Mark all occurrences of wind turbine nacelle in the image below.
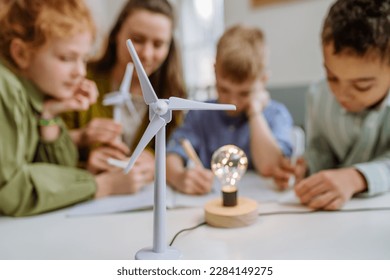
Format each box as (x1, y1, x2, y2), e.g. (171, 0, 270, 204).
(151, 100, 169, 115)
(148, 100, 171, 123)
(103, 91, 129, 106)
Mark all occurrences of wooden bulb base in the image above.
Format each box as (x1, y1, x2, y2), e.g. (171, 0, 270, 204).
(204, 197, 258, 228)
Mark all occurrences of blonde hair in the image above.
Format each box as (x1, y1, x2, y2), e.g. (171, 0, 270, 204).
(0, 0, 95, 67)
(216, 25, 266, 83)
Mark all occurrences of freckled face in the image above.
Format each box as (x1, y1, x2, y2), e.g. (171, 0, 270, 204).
(323, 43, 390, 112)
(24, 31, 93, 100)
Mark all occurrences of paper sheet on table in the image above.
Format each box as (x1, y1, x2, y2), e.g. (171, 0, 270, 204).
(67, 172, 299, 216)
(172, 174, 289, 207)
(67, 184, 158, 217)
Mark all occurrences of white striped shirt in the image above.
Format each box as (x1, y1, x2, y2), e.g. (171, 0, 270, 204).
(305, 80, 390, 196)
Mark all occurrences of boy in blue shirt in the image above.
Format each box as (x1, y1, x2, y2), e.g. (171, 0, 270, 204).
(166, 25, 293, 194)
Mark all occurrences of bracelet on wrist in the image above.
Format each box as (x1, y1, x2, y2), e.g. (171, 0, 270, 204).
(38, 116, 61, 126)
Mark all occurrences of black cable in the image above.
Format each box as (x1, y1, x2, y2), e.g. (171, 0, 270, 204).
(169, 221, 207, 246)
(169, 207, 390, 246)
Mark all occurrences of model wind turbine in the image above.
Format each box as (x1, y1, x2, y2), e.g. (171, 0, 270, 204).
(125, 39, 236, 260)
(103, 62, 140, 123)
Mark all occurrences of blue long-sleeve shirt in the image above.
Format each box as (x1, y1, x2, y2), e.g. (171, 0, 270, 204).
(167, 99, 293, 169)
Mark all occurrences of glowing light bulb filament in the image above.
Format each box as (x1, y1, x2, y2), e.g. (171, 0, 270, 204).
(211, 145, 248, 207)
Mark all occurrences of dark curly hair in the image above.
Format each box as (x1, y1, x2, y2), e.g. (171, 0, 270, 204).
(322, 0, 390, 64)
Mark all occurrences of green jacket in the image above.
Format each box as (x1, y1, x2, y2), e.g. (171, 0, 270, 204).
(0, 61, 96, 217)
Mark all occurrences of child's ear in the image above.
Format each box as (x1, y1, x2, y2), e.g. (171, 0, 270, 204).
(10, 38, 32, 69)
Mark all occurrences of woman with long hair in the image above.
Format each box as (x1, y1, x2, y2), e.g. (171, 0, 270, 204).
(63, 0, 186, 191)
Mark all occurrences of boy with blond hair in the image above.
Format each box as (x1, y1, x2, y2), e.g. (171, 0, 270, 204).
(166, 25, 293, 195)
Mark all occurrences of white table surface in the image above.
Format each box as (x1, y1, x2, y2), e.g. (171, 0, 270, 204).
(1, 178, 390, 260)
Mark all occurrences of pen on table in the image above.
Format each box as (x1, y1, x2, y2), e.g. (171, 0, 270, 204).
(179, 138, 204, 168)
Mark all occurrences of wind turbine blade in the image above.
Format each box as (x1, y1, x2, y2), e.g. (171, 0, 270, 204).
(119, 63, 134, 93)
(113, 106, 121, 123)
(103, 93, 122, 105)
(168, 97, 236, 111)
(104, 91, 120, 98)
(125, 99, 141, 122)
(126, 39, 158, 105)
(124, 114, 165, 173)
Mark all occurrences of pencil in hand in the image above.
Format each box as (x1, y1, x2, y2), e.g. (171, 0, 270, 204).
(179, 138, 203, 168)
(288, 127, 305, 188)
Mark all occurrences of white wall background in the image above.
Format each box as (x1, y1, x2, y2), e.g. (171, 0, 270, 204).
(85, 0, 128, 55)
(224, 0, 335, 87)
(85, 0, 179, 56)
(85, 0, 336, 88)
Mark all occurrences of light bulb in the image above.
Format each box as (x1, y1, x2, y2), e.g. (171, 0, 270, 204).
(211, 145, 248, 206)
